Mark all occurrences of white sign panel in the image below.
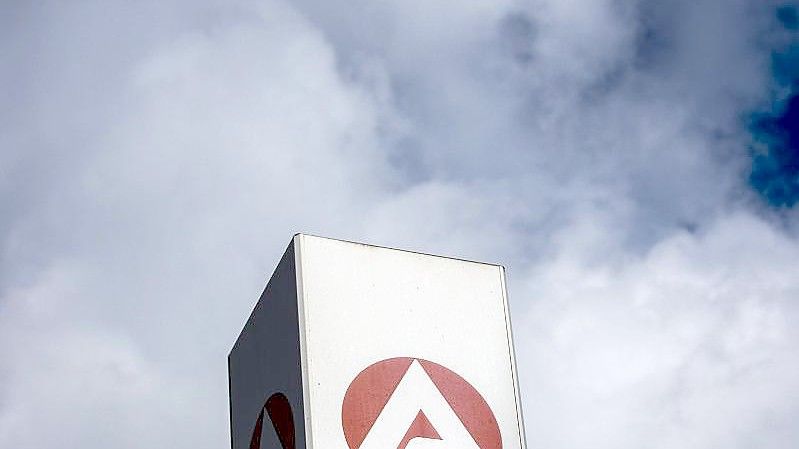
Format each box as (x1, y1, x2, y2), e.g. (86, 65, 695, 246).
(229, 235, 526, 449)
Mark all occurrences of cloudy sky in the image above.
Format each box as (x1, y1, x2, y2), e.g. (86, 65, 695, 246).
(2, 0, 799, 448)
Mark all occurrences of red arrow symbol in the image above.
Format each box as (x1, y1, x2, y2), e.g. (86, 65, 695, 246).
(249, 393, 295, 449)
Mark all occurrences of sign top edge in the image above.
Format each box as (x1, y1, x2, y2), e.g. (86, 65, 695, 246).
(293, 233, 505, 269)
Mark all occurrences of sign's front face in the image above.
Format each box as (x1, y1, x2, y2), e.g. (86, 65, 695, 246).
(296, 236, 525, 449)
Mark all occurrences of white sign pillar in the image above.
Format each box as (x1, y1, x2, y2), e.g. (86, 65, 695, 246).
(229, 234, 527, 449)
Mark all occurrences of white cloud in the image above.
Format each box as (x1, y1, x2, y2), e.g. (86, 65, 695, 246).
(516, 212, 799, 449)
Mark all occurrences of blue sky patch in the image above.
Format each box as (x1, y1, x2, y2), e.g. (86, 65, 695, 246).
(748, 5, 799, 207)
(778, 5, 799, 30)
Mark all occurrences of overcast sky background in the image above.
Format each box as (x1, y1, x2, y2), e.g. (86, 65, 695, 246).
(3, 0, 799, 448)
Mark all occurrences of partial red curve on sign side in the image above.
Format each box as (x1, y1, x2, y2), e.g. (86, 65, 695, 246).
(249, 392, 295, 449)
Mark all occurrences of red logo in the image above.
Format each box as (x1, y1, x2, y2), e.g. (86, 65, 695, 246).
(250, 392, 295, 449)
(342, 358, 501, 449)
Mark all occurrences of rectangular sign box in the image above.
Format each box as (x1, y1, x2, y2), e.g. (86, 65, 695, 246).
(229, 234, 526, 449)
